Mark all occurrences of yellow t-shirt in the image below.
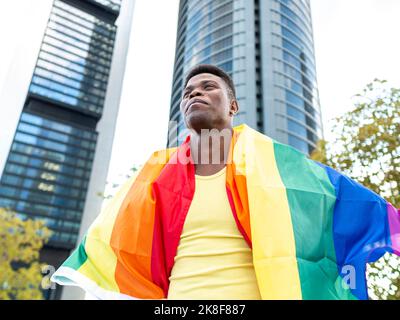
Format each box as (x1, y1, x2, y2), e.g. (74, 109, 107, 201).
(167, 166, 261, 300)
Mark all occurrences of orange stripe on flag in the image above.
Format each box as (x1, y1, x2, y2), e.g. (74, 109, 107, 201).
(110, 149, 176, 298)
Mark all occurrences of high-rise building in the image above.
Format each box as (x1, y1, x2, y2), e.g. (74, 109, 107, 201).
(167, 0, 323, 154)
(0, 0, 135, 299)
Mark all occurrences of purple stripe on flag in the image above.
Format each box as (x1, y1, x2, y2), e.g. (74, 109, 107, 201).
(388, 203, 400, 255)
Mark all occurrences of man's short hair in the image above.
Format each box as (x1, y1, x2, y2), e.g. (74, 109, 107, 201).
(183, 64, 237, 100)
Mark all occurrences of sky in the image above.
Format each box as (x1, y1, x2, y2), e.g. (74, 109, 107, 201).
(1, 0, 400, 188)
(311, 0, 400, 137)
(0, 1, 35, 88)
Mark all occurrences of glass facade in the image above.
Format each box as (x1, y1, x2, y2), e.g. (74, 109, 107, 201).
(0, 0, 121, 250)
(168, 0, 235, 145)
(91, 0, 122, 12)
(30, 0, 117, 116)
(0, 112, 97, 247)
(271, 0, 322, 154)
(168, 0, 323, 155)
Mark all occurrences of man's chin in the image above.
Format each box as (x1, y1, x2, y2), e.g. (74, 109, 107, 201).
(185, 114, 214, 131)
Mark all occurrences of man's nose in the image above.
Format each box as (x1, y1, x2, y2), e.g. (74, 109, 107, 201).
(189, 88, 203, 99)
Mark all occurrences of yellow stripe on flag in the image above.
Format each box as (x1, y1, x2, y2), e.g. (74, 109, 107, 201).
(78, 172, 140, 292)
(234, 127, 302, 299)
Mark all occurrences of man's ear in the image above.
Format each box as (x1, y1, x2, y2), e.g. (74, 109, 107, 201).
(229, 99, 239, 116)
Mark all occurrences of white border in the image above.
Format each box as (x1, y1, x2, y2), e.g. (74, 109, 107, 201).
(51, 266, 139, 300)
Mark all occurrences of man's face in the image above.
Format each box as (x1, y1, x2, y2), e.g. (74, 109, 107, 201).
(180, 73, 232, 131)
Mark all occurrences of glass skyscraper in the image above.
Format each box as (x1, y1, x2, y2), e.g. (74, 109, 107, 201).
(0, 0, 134, 299)
(167, 0, 323, 154)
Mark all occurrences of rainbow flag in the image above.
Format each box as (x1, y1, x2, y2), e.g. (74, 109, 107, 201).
(51, 124, 400, 300)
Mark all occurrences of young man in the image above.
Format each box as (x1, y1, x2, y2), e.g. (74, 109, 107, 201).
(167, 65, 260, 299)
(52, 64, 400, 300)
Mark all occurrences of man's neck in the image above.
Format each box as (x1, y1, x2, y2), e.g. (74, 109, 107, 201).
(189, 126, 233, 176)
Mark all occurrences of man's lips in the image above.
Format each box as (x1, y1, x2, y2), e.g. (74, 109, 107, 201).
(185, 99, 208, 114)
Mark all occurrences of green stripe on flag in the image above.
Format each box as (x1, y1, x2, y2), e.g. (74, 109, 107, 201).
(273, 142, 355, 299)
(62, 234, 88, 271)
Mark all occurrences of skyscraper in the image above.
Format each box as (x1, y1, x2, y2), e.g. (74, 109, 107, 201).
(0, 0, 135, 299)
(167, 0, 323, 154)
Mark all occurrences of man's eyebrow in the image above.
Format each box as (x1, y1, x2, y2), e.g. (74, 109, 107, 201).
(183, 80, 219, 92)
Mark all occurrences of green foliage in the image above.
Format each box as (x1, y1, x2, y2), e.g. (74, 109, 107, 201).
(0, 208, 52, 300)
(310, 79, 400, 300)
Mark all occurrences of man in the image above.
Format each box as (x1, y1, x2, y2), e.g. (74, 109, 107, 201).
(52, 64, 400, 300)
(167, 65, 260, 299)
(180, 64, 238, 176)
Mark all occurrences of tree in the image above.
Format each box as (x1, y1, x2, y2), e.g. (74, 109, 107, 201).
(0, 208, 52, 300)
(311, 79, 400, 300)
